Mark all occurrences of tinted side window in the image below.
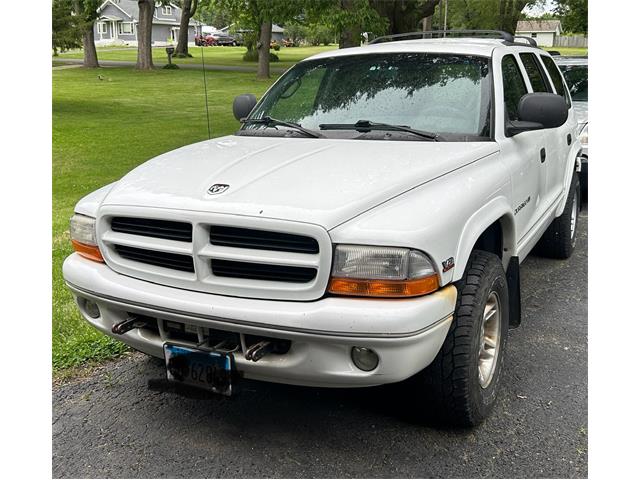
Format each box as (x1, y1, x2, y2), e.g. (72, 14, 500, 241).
(502, 55, 528, 122)
(519, 53, 551, 92)
(541, 55, 572, 106)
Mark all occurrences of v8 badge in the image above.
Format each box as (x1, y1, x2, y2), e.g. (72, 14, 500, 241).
(442, 257, 455, 272)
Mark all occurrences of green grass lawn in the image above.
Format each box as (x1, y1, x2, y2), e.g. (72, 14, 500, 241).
(53, 67, 273, 375)
(542, 46, 588, 56)
(57, 45, 338, 69)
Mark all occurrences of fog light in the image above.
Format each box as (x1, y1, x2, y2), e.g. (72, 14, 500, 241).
(83, 299, 100, 319)
(351, 347, 379, 371)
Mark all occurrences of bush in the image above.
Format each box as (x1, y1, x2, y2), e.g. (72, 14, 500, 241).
(272, 44, 281, 51)
(242, 49, 279, 62)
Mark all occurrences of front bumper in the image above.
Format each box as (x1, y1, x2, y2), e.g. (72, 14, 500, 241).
(63, 253, 456, 388)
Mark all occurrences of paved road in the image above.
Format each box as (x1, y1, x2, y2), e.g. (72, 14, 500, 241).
(53, 211, 588, 478)
(52, 57, 288, 74)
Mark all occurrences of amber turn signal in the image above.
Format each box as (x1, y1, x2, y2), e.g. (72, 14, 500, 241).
(72, 240, 104, 263)
(328, 275, 439, 298)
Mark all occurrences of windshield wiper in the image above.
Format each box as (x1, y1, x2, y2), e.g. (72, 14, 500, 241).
(319, 120, 440, 141)
(242, 116, 323, 139)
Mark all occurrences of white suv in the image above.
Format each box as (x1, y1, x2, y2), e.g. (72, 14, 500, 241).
(63, 32, 582, 426)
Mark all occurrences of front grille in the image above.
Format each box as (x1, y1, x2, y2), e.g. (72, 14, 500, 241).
(114, 245, 195, 273)
(211, 259, 317, 283)
(100, 208, 330, 300)
(210, 225, 319, 254)
(111, 217, 192, 242)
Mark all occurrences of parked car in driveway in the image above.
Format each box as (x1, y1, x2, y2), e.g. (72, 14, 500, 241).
(555, 56, 588, 193)
(64, 31, 582, 427)
(211, 34, 237, 46)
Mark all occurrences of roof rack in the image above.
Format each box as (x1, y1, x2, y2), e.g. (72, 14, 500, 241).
(513, 35, 538, 47)
(369, 30, 515, 44)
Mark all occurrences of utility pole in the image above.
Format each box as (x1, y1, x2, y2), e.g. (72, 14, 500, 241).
(443, 0, 448, 37)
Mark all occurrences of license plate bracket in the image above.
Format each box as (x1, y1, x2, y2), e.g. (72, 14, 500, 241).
(163, 343, 235, 396)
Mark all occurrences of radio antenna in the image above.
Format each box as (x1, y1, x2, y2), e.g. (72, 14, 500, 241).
(201, 43, 212, 139)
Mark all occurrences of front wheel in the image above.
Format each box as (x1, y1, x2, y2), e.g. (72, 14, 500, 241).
(414, 250, 509, 427)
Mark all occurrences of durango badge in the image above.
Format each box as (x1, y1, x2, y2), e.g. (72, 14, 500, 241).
(208, 184, 229, 195)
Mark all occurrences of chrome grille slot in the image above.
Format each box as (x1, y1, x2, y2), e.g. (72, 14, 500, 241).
(111, 217, 192, 242)
(210, 225, 319, 253)
(211, 259, 317, 283)
(114, 245, 195, 273)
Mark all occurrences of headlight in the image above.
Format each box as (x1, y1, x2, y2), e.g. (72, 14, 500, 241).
(579, 124, 588, 145)
(69, 214, 103, 262)
(327, 245, 439, 298)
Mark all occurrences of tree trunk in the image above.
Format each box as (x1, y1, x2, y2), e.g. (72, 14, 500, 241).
(257, 21, 271, 79)
(175, 0, 197, 57)
(82, 26, 99, 67)
(136, 0, 154, 70)
(339, 0, 359, 48)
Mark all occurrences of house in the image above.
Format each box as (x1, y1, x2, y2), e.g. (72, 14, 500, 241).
(271, 24, 284, 42)
(94, 0, 202, 47)
(515, 20, 562, 47)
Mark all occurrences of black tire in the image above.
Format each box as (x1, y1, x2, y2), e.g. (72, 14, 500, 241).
(414, 250, 509, 427)
(536, 171, 580, 259)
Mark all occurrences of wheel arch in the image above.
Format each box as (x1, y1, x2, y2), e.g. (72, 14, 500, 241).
(555, 145, 583, 217)
(452, 197, 516, 281)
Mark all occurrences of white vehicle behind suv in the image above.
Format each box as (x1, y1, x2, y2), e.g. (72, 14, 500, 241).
(63, 31, 582, 426)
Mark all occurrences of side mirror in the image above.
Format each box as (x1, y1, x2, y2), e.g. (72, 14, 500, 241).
(506, 93, 568, 136)
(233, 94, 257, 121)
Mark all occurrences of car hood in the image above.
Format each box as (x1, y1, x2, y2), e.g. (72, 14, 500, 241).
(103, 135, 498, 229)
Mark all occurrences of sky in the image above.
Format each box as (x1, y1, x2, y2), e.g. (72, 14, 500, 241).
(524, 0, 557, 16)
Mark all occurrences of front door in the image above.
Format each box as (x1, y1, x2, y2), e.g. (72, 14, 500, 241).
(499, 53, 547, 239)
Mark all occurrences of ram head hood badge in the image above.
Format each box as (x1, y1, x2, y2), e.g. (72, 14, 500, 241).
(207, 184, 229, 195)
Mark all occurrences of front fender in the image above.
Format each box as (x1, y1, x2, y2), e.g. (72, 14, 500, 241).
(452, 196, 516, 280)
(74, 182, 117, 217)
(330, 151, 511, 286)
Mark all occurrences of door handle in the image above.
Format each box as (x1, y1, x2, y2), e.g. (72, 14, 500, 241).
(567, 134, 572, 145)
(540, 147, 546, 163)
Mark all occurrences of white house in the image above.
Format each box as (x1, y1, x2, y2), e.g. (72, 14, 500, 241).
(515, 20, 562, 47)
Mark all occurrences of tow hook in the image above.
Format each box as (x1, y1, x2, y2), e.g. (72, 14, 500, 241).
(245, 341, 273, 362)
(112, 315, 147, 335)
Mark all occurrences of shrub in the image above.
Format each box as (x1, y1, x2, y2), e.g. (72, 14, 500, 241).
(242, 49, 279, 62)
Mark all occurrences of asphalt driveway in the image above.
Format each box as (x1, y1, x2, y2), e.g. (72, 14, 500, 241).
(52, 211, 588, 479)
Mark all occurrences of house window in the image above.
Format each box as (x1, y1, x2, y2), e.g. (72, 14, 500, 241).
(118, 22, 133, 35)
(98, 22, 108, 34)
(162, 5, 172, 15)
(531, 32, 537, 38)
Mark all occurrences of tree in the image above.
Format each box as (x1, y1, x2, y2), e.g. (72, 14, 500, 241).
(283, 23, 308, 46)
(75, 0, 102, 68)
(196, 0, 233, 28)
(305, 0, 386, 48)
(370, 0, 441, 34)
(213, 0, 304, 79)
(554, 0, 587, 34)
(52, 0, 81, 55)
(136, 0, 165, 70)
(52, 0, 100, 66)
(442, 0, 541, 34)
(175, 0, 199, 57)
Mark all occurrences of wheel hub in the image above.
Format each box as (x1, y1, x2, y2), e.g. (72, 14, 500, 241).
(478, 291, 501, 389)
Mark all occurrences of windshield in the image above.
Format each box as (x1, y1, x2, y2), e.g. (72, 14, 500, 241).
(559, 65, 588, 101)
(242, 53, 493, 141)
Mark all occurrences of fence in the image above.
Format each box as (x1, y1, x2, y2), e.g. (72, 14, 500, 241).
(554, 35, 588, 48)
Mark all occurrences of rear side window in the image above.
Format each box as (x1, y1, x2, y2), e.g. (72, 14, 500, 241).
(519, 53, 551, 92)
(501, 55, 528, 122)
(541, 55, 572, 106)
